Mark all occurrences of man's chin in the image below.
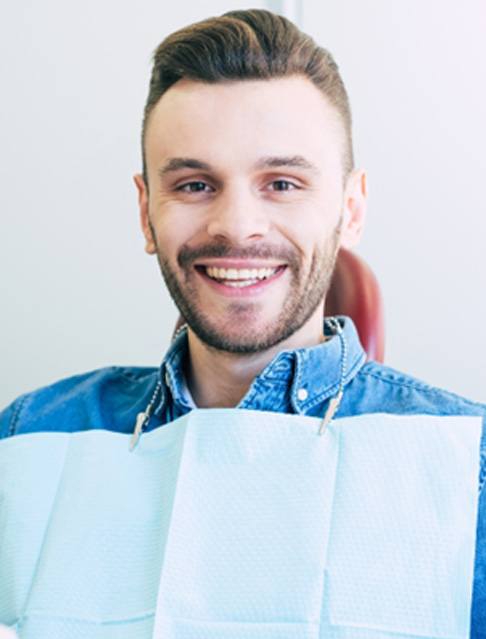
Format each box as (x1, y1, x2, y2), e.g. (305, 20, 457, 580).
(187, 318, 295, 355)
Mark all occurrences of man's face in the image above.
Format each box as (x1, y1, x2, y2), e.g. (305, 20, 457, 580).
(136, 76, 365, 353)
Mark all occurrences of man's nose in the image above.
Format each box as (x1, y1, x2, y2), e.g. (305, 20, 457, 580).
(206, 186, 270, 243)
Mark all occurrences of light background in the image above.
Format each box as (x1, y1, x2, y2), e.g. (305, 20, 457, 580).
(1, 0, 485, 407)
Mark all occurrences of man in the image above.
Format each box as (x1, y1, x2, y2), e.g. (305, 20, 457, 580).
(1, 9, 485, 639)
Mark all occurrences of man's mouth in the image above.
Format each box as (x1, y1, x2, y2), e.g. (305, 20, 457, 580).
(195, 265, 287, 289)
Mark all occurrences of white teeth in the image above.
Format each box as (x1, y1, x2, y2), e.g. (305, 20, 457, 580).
(205, 266, 278, 281)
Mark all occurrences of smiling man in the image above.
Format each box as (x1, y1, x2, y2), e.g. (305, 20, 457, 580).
(1, 9, 486, 639)
(134, 73, 364, 410)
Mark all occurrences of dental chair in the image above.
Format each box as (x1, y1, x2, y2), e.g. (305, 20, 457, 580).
(325, 249, 384, 362)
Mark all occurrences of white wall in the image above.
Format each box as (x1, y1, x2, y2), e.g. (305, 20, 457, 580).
(1, 0, 485, 407)
(302, 0, 486, 402)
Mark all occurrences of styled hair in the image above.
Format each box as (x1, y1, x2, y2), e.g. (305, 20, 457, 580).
(142, 9, 354, 182)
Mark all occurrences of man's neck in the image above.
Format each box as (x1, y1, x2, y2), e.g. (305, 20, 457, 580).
(184, 313, 326, 409)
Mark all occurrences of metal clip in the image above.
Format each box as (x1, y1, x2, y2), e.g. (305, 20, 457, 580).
(129, 412, 147, 452)
(129, 380, 163, 452)
(318, 390, 343, 436)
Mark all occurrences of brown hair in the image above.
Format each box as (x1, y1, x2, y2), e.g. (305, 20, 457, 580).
(142, 9, 354, 182)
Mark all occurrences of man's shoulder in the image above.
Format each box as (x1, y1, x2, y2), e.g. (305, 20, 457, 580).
(352, 359, 486, 418)
(0, 365, 159, 439)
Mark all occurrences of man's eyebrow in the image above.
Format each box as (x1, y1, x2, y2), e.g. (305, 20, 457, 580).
(254, 155, 319, 173)
(158, 158, 212, 176)
(157, 155, 319, 177)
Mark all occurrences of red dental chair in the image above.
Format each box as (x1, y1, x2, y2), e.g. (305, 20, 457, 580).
(325, 249, 385, 362)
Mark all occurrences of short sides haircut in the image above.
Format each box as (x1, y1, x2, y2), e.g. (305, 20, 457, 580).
(142, 9, 354, 183)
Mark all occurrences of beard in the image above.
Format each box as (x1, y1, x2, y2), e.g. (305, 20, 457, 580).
(153, 223, 341, 354)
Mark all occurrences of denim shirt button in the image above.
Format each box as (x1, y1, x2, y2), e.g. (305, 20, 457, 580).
(297, 388, 308, 401)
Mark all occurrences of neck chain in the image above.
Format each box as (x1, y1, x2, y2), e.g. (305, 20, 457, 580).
(129, 318, 347, 450)
(318, 317, 348, 435)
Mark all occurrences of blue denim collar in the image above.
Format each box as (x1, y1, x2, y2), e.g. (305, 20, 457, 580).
(155, 316, 367, 417)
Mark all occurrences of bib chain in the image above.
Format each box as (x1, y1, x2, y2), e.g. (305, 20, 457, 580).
(318, 317, 348, 435)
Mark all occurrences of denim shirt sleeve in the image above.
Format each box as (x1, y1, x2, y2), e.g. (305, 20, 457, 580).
(0, 366, 160, 439)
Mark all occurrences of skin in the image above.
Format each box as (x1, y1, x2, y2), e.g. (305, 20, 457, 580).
(134, 76, 367, 408)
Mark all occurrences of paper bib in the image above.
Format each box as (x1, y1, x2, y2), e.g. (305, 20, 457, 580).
(0, 409, 481, 639)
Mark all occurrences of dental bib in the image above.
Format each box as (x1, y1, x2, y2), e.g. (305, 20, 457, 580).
(0, 409, 481, 639)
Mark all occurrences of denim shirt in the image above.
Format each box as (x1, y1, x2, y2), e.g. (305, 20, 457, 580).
(1, 316, 486, 636)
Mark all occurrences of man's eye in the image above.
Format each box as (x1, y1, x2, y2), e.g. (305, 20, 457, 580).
(177, 181, 212, 193)
(269, 180, 297, 191)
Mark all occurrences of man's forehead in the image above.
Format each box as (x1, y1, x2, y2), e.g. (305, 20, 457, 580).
(148, 76, 341, 133)
(145, 76, 345, 173)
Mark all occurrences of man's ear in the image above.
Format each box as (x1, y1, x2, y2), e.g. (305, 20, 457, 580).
(133, 173, 157, 255)
(339, 168, 367, 250)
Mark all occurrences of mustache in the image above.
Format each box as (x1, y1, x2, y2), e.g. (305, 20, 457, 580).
(177, 243, 300, 268)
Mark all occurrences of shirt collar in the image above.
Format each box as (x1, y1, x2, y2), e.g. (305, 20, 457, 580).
(155, 316, 367, 417)
(242, 316, 366, 414)
(156, 326, 194, 415)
